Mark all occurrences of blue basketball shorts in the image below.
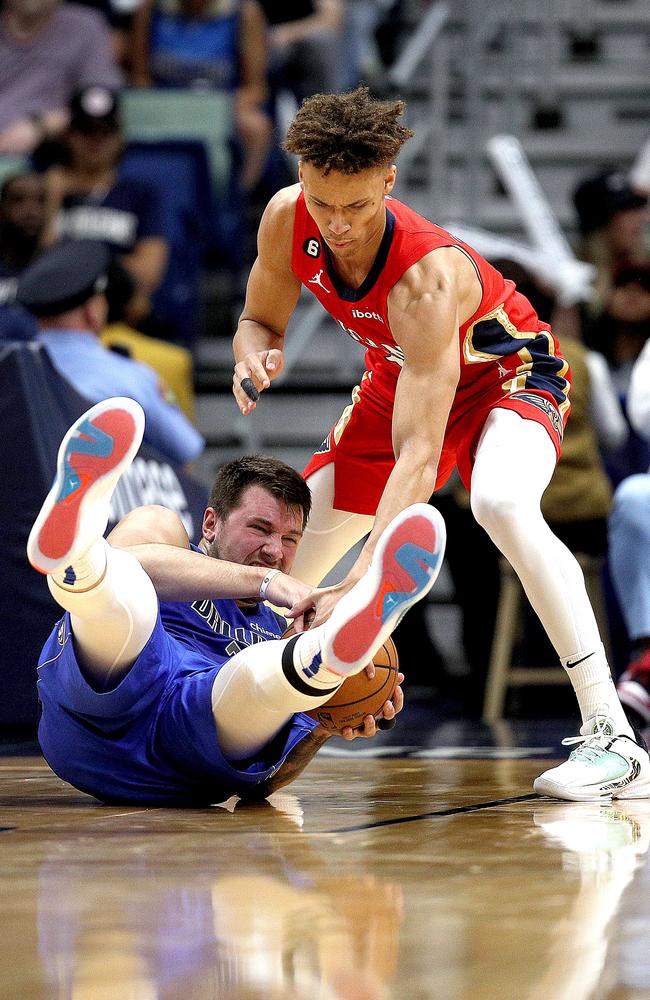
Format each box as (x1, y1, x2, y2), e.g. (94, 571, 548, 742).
(37, 612, 318, 806)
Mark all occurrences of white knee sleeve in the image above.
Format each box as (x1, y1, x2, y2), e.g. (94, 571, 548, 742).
(48, 544, 158, 682)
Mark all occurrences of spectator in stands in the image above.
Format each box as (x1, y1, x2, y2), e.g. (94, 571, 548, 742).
(43, 86, 170, 328)
(16, 240, 204, 466)
(0, 172, 47, 340)
(130, 0, 272, 193)
(609, 336, 650, 737)
(0, 0, 122, 155)
(258, 1, 343, 104)
(73, 0, 143, 67)
(573, 169, 649, 316)
(584, 263, 650, 397)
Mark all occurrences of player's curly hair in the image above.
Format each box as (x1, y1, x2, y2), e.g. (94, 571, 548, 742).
(283, 87, 414, 175)
(209, 455, 312, 529)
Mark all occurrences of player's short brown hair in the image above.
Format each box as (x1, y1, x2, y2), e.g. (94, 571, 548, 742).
(209, 455, 312, 529)
(283, 86, 414, 175)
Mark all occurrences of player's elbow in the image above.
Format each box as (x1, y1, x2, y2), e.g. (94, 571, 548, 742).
(108, 504, 188, 548)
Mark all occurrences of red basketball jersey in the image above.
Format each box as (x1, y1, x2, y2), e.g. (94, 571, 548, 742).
(290, 192, 569, 424)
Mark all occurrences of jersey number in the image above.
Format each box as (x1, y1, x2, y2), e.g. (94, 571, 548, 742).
(303, 238, 321, 258)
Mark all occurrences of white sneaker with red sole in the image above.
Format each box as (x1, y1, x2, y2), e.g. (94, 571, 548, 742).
(27, 397, 145, 576)
(321, 503, 446, 676)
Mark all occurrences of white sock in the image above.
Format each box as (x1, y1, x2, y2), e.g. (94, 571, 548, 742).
(286, 628, 346, 692)
(561, 643, 634, 737)
(50, 538, 107, 591)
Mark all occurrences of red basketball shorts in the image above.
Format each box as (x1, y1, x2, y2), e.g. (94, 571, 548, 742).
(302, 373, 569, 516)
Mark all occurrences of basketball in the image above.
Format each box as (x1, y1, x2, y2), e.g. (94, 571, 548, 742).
(306, 636, 399, 732)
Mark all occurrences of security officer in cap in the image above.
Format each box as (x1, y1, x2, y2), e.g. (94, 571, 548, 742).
(17, 240, 204, 467)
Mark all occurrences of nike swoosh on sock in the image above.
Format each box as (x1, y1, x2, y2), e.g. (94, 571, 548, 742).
(565, 653, 593, 669)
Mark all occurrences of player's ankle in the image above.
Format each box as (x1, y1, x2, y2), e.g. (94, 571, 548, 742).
(50, 539, 108, 592)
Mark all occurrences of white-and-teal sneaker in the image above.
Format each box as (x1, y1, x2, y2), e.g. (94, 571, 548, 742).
(534, 714, 650, 801)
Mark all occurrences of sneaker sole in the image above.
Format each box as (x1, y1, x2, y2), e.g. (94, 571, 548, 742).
(27, 397, 145, 575)
(323, 503, 446, 675)
(533, 776, 613, 802)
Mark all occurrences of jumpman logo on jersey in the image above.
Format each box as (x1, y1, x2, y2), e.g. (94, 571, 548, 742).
(309, 269, 330, 294)
(497, 361, 508, 377)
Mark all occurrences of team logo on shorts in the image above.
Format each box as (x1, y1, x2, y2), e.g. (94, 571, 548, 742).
(57, 621, 66, 646)
(514, 392, 564, 441)
(314, 432, 332, 455)
(303, 237, 321, 258)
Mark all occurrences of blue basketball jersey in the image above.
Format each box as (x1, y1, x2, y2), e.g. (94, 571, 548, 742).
(161, 546, 288, 660)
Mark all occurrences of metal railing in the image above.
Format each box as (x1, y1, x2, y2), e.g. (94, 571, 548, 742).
(388, 2, 450, 218)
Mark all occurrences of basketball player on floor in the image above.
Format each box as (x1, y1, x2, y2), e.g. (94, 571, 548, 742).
(26, 397, 444, 805)
(231, 86, 650, 801)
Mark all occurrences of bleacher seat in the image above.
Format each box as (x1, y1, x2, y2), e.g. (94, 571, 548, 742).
(0, 155, 29, 187)
(121, 88, 233, 195)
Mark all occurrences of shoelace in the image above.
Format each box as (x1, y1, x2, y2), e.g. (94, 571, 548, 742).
(561, 711, 615, 762)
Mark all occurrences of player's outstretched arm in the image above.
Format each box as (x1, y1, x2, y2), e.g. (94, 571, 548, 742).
(301, 251, 470, 625)
(232, 187, 302, 414)
(107, 504, 313, 607)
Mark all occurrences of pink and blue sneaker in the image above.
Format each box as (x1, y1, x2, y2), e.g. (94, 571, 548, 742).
(322, 503, 446, 676)
(27, 397, 145, 576)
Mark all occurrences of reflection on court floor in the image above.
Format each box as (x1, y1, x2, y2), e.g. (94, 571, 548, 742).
(0, 751, 649, 999)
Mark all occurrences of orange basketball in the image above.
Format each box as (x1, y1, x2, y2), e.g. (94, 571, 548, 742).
(306, 636, 399, 732)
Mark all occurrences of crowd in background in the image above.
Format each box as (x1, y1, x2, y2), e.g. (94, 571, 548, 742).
(1, 0, 649, 723)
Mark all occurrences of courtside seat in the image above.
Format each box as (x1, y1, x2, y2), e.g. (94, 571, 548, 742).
(482, 554, 611, 723)
(0, 155, 29, 186)
(121, 89, 233, 197)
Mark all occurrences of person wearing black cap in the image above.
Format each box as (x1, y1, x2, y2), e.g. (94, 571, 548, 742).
(43, 85, 169, 327)
(573, 169, 649, 315)
(16, 239, 204, 467)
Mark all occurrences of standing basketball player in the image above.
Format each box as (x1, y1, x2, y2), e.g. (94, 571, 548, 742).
(231, 86, 650, 801)
(27, 397, 445, 805)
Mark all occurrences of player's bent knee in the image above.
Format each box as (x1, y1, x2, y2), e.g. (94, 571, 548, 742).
(470, 491, 528, 536)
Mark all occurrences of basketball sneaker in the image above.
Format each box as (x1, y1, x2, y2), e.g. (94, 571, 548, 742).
(321, 503, 446, 676)
(617, 649, 650, 729)
(27, 397, 145, 576)
(533, 712, 650, 801)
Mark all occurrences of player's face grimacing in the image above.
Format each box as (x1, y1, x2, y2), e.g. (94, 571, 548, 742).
(299, 161, 396, 259)
(202, 485, 304, 575)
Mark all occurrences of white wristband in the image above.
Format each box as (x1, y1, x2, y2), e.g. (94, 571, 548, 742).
(258, 568, 280, 600)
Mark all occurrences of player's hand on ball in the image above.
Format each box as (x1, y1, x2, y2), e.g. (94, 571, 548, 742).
(233, 350, 284, 414)
(340, 673, 404, 740)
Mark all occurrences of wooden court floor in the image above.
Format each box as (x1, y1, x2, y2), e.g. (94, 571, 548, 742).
(1, 752, 649, 1000)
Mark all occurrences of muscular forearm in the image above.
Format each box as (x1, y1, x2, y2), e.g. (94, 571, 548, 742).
(117, 543, 269, 601)
(233, 319, 285, 361)
(238, 726, 331, 799)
